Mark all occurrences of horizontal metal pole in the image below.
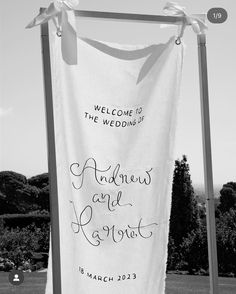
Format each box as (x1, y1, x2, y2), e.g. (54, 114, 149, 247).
(75, 10, 186, 25)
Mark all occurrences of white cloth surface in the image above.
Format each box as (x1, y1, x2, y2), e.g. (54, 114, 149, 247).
(45, 29, 184, 294)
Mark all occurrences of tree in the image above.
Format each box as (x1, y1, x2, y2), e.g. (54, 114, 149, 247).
(176, 210, 236, 275)
(28, 173, 49, 189)
(0, 171, 29, 214)
(218, 182, 236, 213)
(179, 224, 208, 274)
(28, 173, 50, 211)
(216, 208, 236, 275)
(0, 171, 50, 214)
(167, 236, 181, 270)
(37, 185, 50, 211)
(169, 155, 199, 247)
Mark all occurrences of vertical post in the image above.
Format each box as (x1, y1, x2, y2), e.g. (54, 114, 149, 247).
(197, 33, 219, 294)
(40, 12, 62, 294)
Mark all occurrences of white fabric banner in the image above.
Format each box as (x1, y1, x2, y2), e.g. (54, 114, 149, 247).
(45, 28, 184, 294)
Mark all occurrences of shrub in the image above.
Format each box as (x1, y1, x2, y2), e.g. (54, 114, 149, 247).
(0, 222, 49, 271)
(167, 236, 180, 270)
(0, 214, 50, 228)
(178, 226, 208, 274)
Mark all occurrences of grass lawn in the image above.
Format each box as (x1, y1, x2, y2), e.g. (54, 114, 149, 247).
(0, 272, 46, 294)
(166, 274, 236, 294)
(0, 272, 236, 293)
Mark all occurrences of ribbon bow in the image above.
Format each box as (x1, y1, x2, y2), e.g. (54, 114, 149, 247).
(26, 0, 79, 64)
(163, 2, 207, 43)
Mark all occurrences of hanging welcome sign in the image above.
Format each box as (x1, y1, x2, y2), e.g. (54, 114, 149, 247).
(41, 27, 184, 293)
(26, 1, 220, 294)
(27, 2, 186, 293)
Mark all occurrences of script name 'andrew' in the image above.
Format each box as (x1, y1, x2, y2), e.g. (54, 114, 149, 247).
(70, 157, 153, 190)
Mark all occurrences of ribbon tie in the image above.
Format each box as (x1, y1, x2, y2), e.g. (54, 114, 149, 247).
(163, 2, 207, 43)
(26, 0, 79, 64)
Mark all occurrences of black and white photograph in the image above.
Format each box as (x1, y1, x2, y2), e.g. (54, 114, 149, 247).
(0, 1, 235, 293)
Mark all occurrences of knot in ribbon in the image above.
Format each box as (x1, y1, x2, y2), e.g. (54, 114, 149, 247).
(163, 2, 207, 40)
(26, 0, 79, 33)
(54, 0, 79, 10)
(26, 0, 79, 65)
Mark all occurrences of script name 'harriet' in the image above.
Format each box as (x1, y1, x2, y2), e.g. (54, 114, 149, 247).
(70, 200, 158, 247)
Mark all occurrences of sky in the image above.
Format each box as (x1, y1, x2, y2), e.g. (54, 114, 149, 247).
(0, 0, 235, 188)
